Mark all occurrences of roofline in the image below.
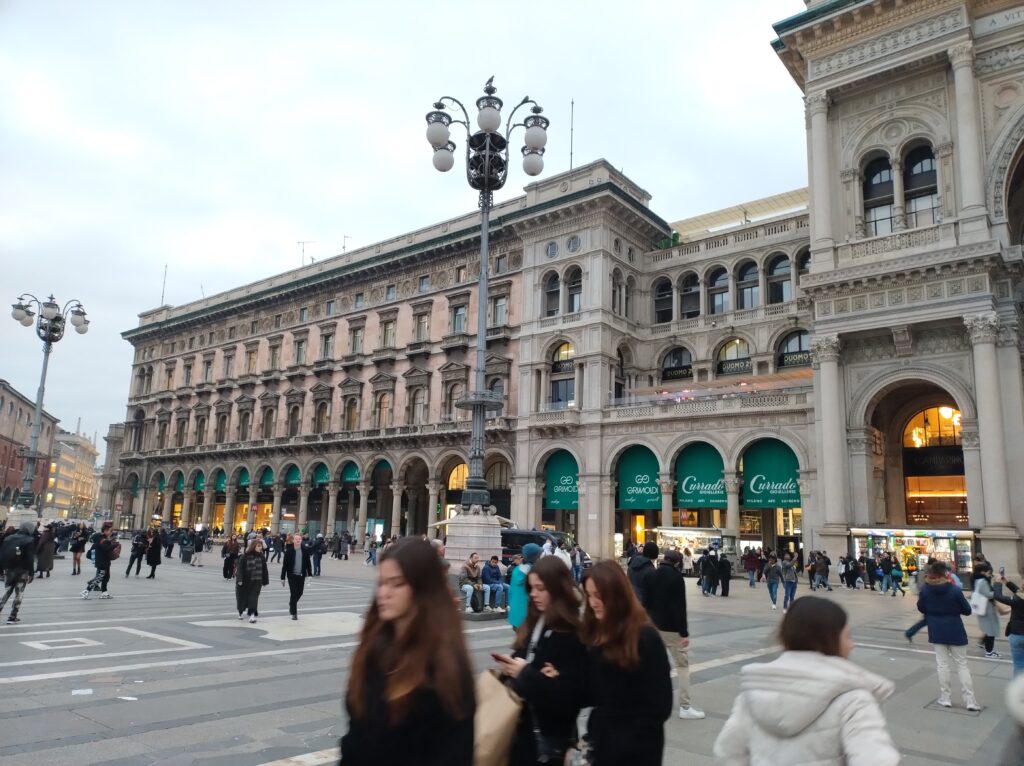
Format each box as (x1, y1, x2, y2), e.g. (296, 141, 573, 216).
(0, 379, 60, 423)
(122, 181, 669, 342)
(772, 0, 867, 38)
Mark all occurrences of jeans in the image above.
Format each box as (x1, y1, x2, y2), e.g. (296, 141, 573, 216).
(461, 583, 491, 609)
(0, 571, 29, 616)
(1009, 634, 1024, 677)
(312, 553, 322, 576)
(881, 574, 892, 593)
(814, 573, 831, 590)
(488, 582, 509, 608)
(747, 570, 756, 587)
(767, 581, 779, 605)
(572, 565, 582, 585)
(933, 644, 975, 700)
(782, 581, 797, 609)
(86, 568, 110, 593)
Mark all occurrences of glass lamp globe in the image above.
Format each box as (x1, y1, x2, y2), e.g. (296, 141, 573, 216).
(11, 303, 26, 321)
(75, 319, 90, 334)
(524, 125, 547, 150)
(19, 313, 35, 327)
(523, 152, 544, 176)
(41, 301, 59, 320)
(426, 121, 450, 149)
(477, 106, 501, 133)
(433, 149, 455, 172)
(70, 308, 87, 327)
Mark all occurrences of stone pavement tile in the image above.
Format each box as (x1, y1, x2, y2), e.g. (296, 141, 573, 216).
(0, 709, 110, 749)
(0, 737, 157, 766)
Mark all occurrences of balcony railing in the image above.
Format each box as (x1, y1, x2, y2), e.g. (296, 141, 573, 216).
(716, 358, 753, 376)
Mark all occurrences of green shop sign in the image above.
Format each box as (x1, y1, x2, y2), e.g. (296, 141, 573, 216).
(617, 446, 661, 510)
(544, 450, 578, 510)
(259, 467, 274, 488)
(313, 463, 330, 486)
(675, 442, 726, 508)
(742, 439, 800, 509)
(341, 463, 360, 483)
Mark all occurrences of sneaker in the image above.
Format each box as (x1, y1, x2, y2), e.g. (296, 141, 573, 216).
(936, 694, 952, 708)
(81, 590, 91, 600)
(249, 616, 257, 623)
(965, 696, 982, 712)
(771, 604, 777, 610)
(465, 607, 474, 614)
(484, 606, 493, 613)
(986, 651, 1001, 659)
(99, 593, 112, 599)
(6, 615, 19, 623)
(238, 613, 245, 621)
(678, 706, 706, 720)
(291, 615, 297, 621)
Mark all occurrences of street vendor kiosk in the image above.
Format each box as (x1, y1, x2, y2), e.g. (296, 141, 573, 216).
(849, 527, 976, 577)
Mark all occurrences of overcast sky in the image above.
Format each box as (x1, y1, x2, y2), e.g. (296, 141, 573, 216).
(0, 0, 807, 460)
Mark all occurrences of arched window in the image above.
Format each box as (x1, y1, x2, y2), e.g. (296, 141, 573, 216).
(716, 338, 751, 375)
(902, 405, 965, 526)
(661, 347, 693, 381)
(448, 463, 468, 491)
(445, 383, 465, 421)
(679, 273, 700, 318)
(904, 146, 939, 228)
(215, 414, 228, 443)
(261, 408, 275, 438)
(486, 461, 511, 490)
(736, 261, 759, 309)
(544, 273, 560, 317)
(624, 277, 635, 319)
(653, 278, 673, 324)
(778, 331, 810, 367)
(314, 402, 329, 434)
(344, 398, 359, 431)
(611, 270, 623, 314)
(707, 267, 729, 314)
(863, 156, 894, 236)
(566, 267, 582, 314)
(488, 377, 505, 396)
(238, 411, 251, 441)
(614, 349, 626, 400)
(374, 393, 391, 428)
(157, 421, 168, 449)
(767, 255, 791, 304)
(195, 416, 207, 446)
(410, 387, 426, 425)
(175, 419, 187, 447)
(550, 342, 576, 409)
(287, 406, 301, 437)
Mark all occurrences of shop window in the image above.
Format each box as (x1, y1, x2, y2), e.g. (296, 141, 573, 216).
(902, 405, 966, 527)
(767, 255, 791, 304)
(661, 347, 693, 381)
(653, 278, 673, 323)
(679, 273, 700, 318)
(904, 146, 939, 228)
(707, 267, 730, 315)
(777, 331, 810, 367)
(716, 338, 751, 375)
(736, 261, 759, 309)
(863, 157, 894, 236)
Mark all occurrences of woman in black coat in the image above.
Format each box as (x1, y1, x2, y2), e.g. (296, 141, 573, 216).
(494, 557, 587, 765)
(144, 529, 161, 578)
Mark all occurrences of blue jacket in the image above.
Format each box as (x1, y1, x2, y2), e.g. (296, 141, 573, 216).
(508, 563, 531, 629)
(481, 562, 504, 587)
(917, 578, 971, 646)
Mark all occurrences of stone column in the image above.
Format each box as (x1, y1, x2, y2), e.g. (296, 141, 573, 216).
(960, 421, 987, 529)
(326, 481, 339, 535)
(949, 45, 987, 217)
(270, 484, 284, 534)
(659, 474, 675, 528)
(297, 482, 310, 528)
(573, 364, 583, 408)
(181, 491, 193, 528)
(427, 481, 440, 538)
(539, 368, 550, 409)
(346, 488, 356, 532)
(965, 313, 1012, 525)
(201, 491, 212, 527)
(698, 279, 707, 317)
(812, 334, 847, 527)
(805, 92, 834, 254)
(246, 499, 256, 531)
(161, 489, 173, 523)
(599, 478, 616, 559)
(223, 487, 236, 532)
(389, 483, 404, 537)
(891, 154, 907, 231)
(356, 482, 370, 544)
(724, 471, 741, 533)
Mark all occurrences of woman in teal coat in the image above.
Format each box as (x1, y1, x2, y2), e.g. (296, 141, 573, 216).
(508, 543, 541, 629)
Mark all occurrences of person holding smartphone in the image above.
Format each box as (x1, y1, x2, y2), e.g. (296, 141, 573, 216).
(493, 556, 586, 765)
(996, 567, 1024, 675)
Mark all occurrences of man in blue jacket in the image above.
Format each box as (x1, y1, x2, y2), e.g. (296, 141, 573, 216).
(481, 555, 508, 612)
(917, 560, 979, 710)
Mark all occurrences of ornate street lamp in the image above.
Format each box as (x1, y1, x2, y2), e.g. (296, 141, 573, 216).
(10, 294, 89, 515)
(425, 77, 548, 515)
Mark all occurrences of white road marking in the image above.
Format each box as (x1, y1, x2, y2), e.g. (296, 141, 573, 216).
(21, 637, 103, 650)
(854, 641, 1013, 664)
(689, 646, 779, 672)
(0, 627, 208, 667)
(259, 748, 337, 766)
(0, 624, 510, 684)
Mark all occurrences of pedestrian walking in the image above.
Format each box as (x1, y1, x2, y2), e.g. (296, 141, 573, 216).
(972, 563, 1001, 658)
(814, 551, 833, 591)
(35, 526, 55, 578)
(69, 522, 88, 575)
(236, 538, 269, 622)
(340, 538, 474, 765)
(682, 547, 693, 577)
(270, 533, 284, 563)
(742, 547, 759, 588)
(0, 521, 38, 623)
(281, 532, 311, 619)
(509, 543, 541, 630)
(493, 556, 586, 765)
(570, 543, 584, 584)
(701, 550, 720, 596)
(917, 560, 980, 710)
(718, 554, 732, 598)
(125, 529, 146, 577)
(764, 554, 783, 610)
(627, 542, 657, 602)
(996, 573, 1024, 675)
(714, 597, 900, 764)
(890, 558, 906, 597)
(642, 549, 705, 720)
(162, 527, 174, 559)
(191, 527, 206, 567)
(144, 528, 161, 578)
(781, 551, 799, 611)
(312, 533, 325, 576)
(222, 535, 240, 580)
(82, 522, 118, 599)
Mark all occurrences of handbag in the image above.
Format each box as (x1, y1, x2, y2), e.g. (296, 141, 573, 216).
(970, 588, 989, 616)
(474, 669, 521, 766)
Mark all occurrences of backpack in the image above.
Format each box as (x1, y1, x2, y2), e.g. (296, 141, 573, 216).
(109, 541, 122, 561)
(0, 534, 29, 571)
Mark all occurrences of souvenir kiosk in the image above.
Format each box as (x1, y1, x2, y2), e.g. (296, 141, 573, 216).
(848, 528, 977, 578)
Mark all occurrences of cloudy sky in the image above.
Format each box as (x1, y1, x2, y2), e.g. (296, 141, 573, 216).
(0, 0, 808, 459)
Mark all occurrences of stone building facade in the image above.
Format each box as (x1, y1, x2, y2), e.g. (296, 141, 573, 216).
(115, 0, 1024, 574)
(0, 378, 58, 510)
(45, 430, 99, 519)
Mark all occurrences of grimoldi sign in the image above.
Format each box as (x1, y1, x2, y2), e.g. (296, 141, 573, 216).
(545, 450, 579, 510)
(618, 446, 661, 510)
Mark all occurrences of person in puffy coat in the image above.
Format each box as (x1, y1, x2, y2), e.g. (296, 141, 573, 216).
(714, 596, 900, 766)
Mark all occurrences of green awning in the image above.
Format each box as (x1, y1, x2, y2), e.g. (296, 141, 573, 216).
(174, 474, 184, 493)
(313, 463, 330, 486)
(544, 450, 578, 510)
(214, 469, 227, 493)
(675, 443, 726, 508)
(238, 468, 250, 489)
(617, 445, 661, 510)
(742, 439, 800, 508)
(259, 467, 274, 488)
(285, 464, 301, 486)
(194, 471, 205, 492)
(156, 473, 166, 493)
(341, 463, 360, 483)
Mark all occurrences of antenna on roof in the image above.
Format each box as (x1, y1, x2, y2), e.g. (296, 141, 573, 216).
(298, 240, 315, 266)
(569, 99, 575, 171)
(160, 264, 168, 305)
(342, 235, 353, 254)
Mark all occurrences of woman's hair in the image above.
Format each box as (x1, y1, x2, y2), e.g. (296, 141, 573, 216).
(581, 560, 649, 669)
(975, 562, 992, 576)
(347, 538, 472, 725)
(779, 597, 847, 656)
(245, 539, 262, 556)
(929, 560, 948, 577)
(513, 556, 581, 652)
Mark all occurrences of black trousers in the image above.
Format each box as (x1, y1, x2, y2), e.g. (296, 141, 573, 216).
(126, 553, 143, 576)
(720, 574, 730, 597)
(236, 583, 263, 616)
(287, 573, 305, 615)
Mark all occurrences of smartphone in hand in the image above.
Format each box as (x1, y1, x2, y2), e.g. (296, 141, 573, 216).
(1000, 566, 1006, 576)
(491, 652, 512, 664)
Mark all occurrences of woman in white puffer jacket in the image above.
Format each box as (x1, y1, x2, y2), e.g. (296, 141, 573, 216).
(714, 596, 901, 766)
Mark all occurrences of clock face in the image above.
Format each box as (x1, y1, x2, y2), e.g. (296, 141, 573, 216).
(567, 234, 581, 253)
(545, 241, 558, 258)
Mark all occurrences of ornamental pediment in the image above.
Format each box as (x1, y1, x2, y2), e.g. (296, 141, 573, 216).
(310, 382, 334, 401)
(234, 394, 256, 411)
(258, 390, 280, 402)
(485, 354, 512, 375)
(370, 372, 396, 392)
(192, 402, 211, 414)
(340, 377, 363, 394)
(284, 387, 306, 405)
(402, 366, 431, 383)
(214, 399, 233, 414)
(439, 361, 469, 382)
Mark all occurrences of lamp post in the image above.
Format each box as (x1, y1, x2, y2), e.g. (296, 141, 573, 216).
(10, 294, 90, 516)
(425, 77, 548, 516)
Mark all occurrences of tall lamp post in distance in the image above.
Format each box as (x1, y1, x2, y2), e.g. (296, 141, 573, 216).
(425, 77, 548, 522)
(9, 294, 90, 517)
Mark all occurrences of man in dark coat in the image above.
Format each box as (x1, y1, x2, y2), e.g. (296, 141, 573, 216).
(83, 522, 116, 599)
(642, 549, 705, 720)
(281, 534, 312, 619)
(0, 521, 38, 623)
(717, 554, 732, 597)
(701, 551, 720, 595)
(627, 541, 658, 602)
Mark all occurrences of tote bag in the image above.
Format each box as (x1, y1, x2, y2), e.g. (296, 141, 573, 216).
(970, 588, 989, 617)
(474, 669, 522, 766)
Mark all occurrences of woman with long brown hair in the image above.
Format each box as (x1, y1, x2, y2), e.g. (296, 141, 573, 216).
(235, 538, 269, 623)
(578, 560, 672, 766)
(493, 556, 587, 765)
(341, 537, 474, 765)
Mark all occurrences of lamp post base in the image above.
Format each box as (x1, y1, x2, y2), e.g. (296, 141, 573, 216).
(443, 511, 502, 568)
(6, 507, 40, 529)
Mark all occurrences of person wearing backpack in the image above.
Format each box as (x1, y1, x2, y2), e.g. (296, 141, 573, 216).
(0, 521, 38, 623)
(82, 522, 118, 600)
(125, 530, 147, 577)
(312, 533, 326, 576)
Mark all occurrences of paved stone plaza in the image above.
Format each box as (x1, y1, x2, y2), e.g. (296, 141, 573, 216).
(0, 555, 1015, 765)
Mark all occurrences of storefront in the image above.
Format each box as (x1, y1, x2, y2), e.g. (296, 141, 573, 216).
(849, 527, 977, 576)
(616, 445, 661, 546)
(675, 442, 727, 529)
(740, 439, 802, 552)
(654, 527, 732, 557)
(543, 449, 578, 534)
